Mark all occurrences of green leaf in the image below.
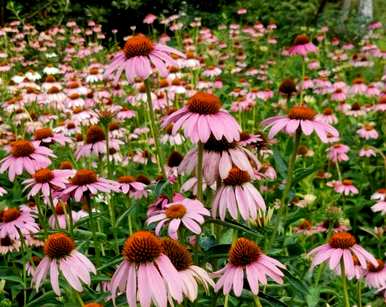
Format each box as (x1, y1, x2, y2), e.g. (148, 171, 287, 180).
(306, 287, 320, 307)
(273, 148, 288, 178)
(1, 276, 25, 287)
(293, 166, 318, 183)
(284, 270, 309, 297)
(259, 293, 288, 306)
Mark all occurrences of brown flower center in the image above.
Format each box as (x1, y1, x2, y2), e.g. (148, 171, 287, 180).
(229, 238, 261, 266)
(0, 236, 13, 246)
(10, 140, 35, 157)
(84, 304, 104, 307)
(223, 167, 250, 186)
(123, 35, 154, 59)
(186, 92, 222, 115)
(118, 175, 135, 183)
(44, 233, 75, 259)
(363, 123, 374, 131)
(71, 169, 97, 185)
(279, 79, 297, 95)
(86, 125, 105, 144)
(352, 78, 364, 84)
(376, 188, 386, 194)
(165, 204, 187, 219)
(288, 105, 317, 120)
(298, 220, 312, 230)
(167, 151, 183, 167)
(342, 179, 353, 186)
(1, 208, 21, 223)
(368, 259, 384, 272)
(122, 231, 162, 263)
(293, 34, 310, 45)
(161, 239, 192, 271)
(34, 128, 54, 141)
(351, 103, 361, 111)
(33, 168, 54, 183)
(329, 232, 356, 249)
(55, 203, 66, 215)
(47, 86, 60, 94)
(204, 135, 236, 152)
(59, 161, 73, 169)
(323, 108, 333, 115)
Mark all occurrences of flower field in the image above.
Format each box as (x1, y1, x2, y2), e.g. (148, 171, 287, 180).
(0, 10, 385, 307)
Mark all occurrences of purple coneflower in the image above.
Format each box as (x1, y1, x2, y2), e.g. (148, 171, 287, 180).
(110, 231, 183, 306)
(288, 34, 317, 56)
(116, 176, 147, 199)
(146, 197, 209, 239)
(261, 105, 339, 143)
(212, 167, 266, 221)
(32, 233, 96, 295)
(365, 259, 386, 288)
(0, 207, 40, 240)
(162, 92, 241, 144)
(61, 169, 119, 202)
(104, 34, 185, 83)
(214, 238, 285, 296)
(0, 140, 55, 181)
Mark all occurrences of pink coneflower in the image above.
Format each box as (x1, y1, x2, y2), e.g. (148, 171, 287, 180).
(0, 186, 7, 196)
(371, 201, 386, 215)
(331, 88, 347, 102)
(179, 135, 260, 185)
(0, 207, 40, 240)
(161, 123, 185, 145)
(0, 236, 21, 254)
(345, 102, 366, 117)
(146, 197, 209, 239)
(261, 105, 339, 143)
(288, 34, 317, 56)
(104, 34, 185, 83)
(374, 96, 386, 112)
(61, 169, 119, 202)
(334, 255, 365, 280)
(293, 220, 317, 235)
(308, 232, 377, 275)
(334, 179, 359, 195)
(0, 140, 55, 181)
(316, 108, 338, 124)
(143, 13, 157, 24)
(162, 92, 241, 143)
(359, 146, 376, 157)
(365, 259, 386, 288)
(349, 78, 367, 96)
(314, 220, 350, 233)
(33, 127, 71, 146)
(76, 125, 122, 160)
(357, 123, 379, 139)
(327, 144, 350, 163)
(214, 238, 285, 296)
(32, 233, 96, 296)
(110, 231, 183, 306)
(371, 188, 386, 201)
(212, 167, 266, 221)
(22, 168, 73, 198)
(116, 176, 147, 199)
(161, 239, 214, 301)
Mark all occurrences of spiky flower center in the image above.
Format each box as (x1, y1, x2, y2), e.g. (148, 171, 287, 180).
(10, 140, 35, 157)
(59, 161, 73, 169)
(279, 79, 296, 94)
(352, 78, 364, 84)
(368, 259, 384, 272)
(71, 169, 97, 185)
(329, 232, 356, 249)
(293, 34, 310, 45)
(1, 208, 21, 223)
(55, 203, 66, 215)
(33, 168, 54, 183)
(229, 238, 261, 266)
(299, 220, 312, 230)
(44, 233, 75, 259)
(123, 35, 154, 59)
(1, 236, 12, 246)
(165, 204, 187, 219)
(34, 128, 54, 140)
(223, 167, 250, 186)
(47, 86, 60, 94)
(86, 125, 105, 144)
(167, 151, 183, 167)
(203, 135, 236, 152)
(122, 231, 162, 263)
(288, 105, 317, 120)
(342, 179, 353, 186)
(84, 303, 103, 307)
(351, 103, 361, 111)
(323, 108, 333, 115)
(376, 188, 386, 194)
(363, 123, 374, 131)
(161, 239, 192, 271)
(118, 175, 135, 184)
(187, 92, 222, 115)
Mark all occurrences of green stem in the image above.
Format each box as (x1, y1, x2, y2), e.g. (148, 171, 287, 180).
(85, 194, 101, 267)
(105, 126, 111, 178)
(224, 294, 229, 307)
(357, 279, 362, 307)
(340, 261, 350, 307)
(196, 142, 204, 201)
(268, 130, 301, 249)
(254, 295, 263, 307)
(108, 198, 119, 255)
(144, 78, 165, 177)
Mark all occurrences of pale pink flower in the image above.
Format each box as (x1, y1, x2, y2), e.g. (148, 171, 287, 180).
(0, 207, 40, 240)
(365, 259, 386, 288)
(116, 175, 147, 199)
(359, 147, 376, 157)
(261, 105, 339, 143)
(110, 231, 183, 306)
(214, 238, 285, 296)
(288, 35, 317, 56)
(357, 123, 379, 139)
(327, 144, 350, 163)
(308, 232, 377, 276)
(104, 34, 185, 83)
(371, 189, 386, 201)
(33, 127, 71, 146)
(143, 14, 157, 24)
(0, 140, 55, 181)
(334, 180, 359, 195)
(371, 201, 386, 215)
(32, 233, 96, 296)
(146, 197, 209, 239)
(212, 167, 266, 221)
(162, 92, 240, 144)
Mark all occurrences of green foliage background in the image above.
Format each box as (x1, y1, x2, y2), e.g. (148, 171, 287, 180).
(2, 0, 386, 43)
